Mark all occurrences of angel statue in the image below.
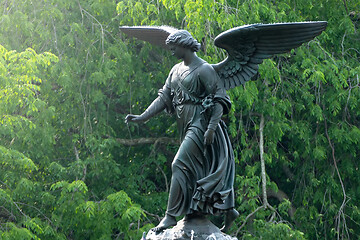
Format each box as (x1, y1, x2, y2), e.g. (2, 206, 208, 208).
(122, 21, 327, 234)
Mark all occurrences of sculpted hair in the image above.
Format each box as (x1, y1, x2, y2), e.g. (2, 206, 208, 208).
(166, 30, 201, 52)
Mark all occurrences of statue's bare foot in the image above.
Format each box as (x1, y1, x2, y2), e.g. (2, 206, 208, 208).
(220, 208, 239, 233)
(151, 214, 177, 233)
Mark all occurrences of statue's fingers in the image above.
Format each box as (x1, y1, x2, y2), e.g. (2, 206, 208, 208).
(125, 114, 134, 123)
(125, 115, 130, 123)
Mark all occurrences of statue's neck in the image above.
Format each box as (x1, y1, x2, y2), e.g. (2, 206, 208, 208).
(183, 52, 198, 66)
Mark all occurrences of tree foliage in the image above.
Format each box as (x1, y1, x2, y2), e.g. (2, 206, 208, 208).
(0, 0, 359, 239)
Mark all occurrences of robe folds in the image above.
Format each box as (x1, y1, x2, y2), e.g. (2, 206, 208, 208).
(158, 59, 235, 216)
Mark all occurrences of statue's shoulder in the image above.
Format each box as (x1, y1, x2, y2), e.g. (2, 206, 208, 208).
(169, 62, 182, 75)
(198, 60, 216, 75)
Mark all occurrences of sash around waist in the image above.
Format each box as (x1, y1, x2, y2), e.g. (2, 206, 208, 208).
(173, 99, 203, 107)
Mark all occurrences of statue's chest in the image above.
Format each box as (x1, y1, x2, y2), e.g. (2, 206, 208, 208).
(171, 65, 203, 92)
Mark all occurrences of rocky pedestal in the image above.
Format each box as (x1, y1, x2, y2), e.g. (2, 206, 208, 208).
(144, 216, 237, 240)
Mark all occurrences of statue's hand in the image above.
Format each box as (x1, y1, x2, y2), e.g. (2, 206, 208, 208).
(204, 129, 215, 145)
(125, 114, 144, 124)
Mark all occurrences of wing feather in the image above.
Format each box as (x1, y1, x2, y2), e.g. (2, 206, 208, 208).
(241, 70, 251, 80)
(119, 25, 178, 49)
(224, 78, 230, 90)
(249, 58, 263, 64)
(212, 21, 327, 90)
(237, 73, 246, 85)
(247, 63, 259, 71)
(232, 75, 240, 87)
(243, 65, 258, 75)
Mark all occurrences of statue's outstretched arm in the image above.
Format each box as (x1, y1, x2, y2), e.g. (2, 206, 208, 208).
(125, 97, 166, 123)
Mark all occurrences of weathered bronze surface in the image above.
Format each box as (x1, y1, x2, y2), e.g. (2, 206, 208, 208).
(122, 22, 327, 237)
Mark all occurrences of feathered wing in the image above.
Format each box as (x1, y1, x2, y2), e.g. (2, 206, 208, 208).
(119, 25, 178, 49)
(212, 21, 327, 90)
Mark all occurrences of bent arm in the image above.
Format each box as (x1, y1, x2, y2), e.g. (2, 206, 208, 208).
(140, 96, 167, 121)
(204, 102, 223, 145)
(126, 65, 176, 123)
(198, 64, 224, 129)
(207, 102, 223, 131)
(125, 97, 166, 123)
(198, 64, 226, 145)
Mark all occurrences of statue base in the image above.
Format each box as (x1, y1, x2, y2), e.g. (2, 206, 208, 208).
(144, 216, 237, 240)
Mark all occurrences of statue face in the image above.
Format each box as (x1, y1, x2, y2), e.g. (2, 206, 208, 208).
(169, 44, 186, 60)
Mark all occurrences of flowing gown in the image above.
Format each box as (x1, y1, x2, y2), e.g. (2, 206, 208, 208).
(158, 59, 235, 216)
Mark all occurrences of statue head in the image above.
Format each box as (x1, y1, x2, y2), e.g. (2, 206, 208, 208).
(165, 30, 201, 52)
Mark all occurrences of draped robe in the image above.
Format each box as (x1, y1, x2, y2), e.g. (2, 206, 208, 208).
(158, 59, 235, 216)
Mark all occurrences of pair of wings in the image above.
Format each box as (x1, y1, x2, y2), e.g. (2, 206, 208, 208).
(119, 22, 327, 90)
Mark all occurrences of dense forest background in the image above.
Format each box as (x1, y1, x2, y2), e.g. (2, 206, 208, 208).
(0, 0, 359, 239)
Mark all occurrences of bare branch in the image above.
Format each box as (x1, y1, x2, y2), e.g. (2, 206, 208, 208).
(259, 114, 268, 207)
(323, 111, 348, 240)
(235, 205, 265, 235)
(77, 1, 105, 63)
(236, 114, 279, 235)
(267, 189, 296, 219)
(14, 202, 52, 224)
(150, 141, 169, 193)
(142, 209, 162, 222)
(282, 165, 295, 181)
(116, 137, 179, 146)
(342, 0, 349, 15)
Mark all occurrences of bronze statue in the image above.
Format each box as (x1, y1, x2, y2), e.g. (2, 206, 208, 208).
(122, 22, 327, 234)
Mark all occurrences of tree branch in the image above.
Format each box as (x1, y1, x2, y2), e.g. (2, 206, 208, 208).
(267, 189, 296, 219)
(236, 114, 277, 235)
(235, 205, 265, 235)
(342, 0, 349, 15)
(323, 114, 348, 240)
(282, 165, 295, 181)
(150, 141, 170, 193)
(116, 137, 179, 146)
(259, 114, 268, 207)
